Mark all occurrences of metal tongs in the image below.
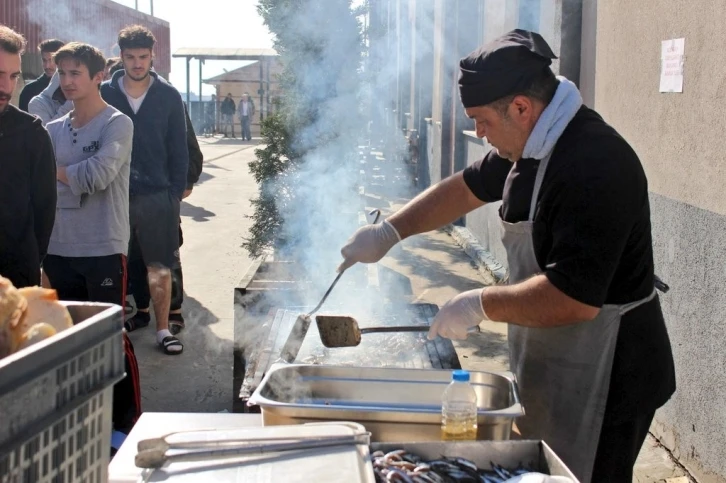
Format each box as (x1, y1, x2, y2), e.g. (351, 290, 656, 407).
(135, 430, 371, 468)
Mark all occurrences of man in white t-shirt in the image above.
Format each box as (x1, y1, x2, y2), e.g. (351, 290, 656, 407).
(101, 25, 189, 355)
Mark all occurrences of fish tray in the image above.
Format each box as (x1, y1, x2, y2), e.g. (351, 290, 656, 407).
(370, 440, 579, 482)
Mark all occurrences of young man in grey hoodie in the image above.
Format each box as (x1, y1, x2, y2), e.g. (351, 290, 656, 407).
(42, 42, 142, 437)
(43, 42, 133, 306)
(28, 70, 73, 126)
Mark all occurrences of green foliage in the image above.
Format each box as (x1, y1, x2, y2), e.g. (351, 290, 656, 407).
(248, 114, 293, 185)
(242, 0, 364, 259)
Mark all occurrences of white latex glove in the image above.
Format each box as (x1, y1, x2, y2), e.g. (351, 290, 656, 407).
(337, 219, 401, 272)
(427, 288, 488, 340)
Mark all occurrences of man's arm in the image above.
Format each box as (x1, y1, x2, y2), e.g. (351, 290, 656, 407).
(31, 127, 57, 262)
(28, 95, 72, 126)
(184, 104, 203, 189)
(61, 116, 134, 195)
(167, 94, 190, 199)
(387, 171, 485, 239)
(482, 275, 600, 327)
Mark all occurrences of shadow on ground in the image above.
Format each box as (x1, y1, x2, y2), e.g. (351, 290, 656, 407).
(126, 293, 234, 413)
(181, 202, 216, 222)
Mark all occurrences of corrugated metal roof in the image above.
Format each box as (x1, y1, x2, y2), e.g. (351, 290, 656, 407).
(173, 48, 278, 60)
(203, 59, 283, 84)
(0, 0, 171, 75)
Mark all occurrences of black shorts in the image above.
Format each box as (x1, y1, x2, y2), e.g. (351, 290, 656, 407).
(129, 191, 180, 269)
(43, 254, 126, 305)
(43, 254, 142, 433)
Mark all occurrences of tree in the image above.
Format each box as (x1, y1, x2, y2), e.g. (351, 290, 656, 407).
(243, 0, 365, 260)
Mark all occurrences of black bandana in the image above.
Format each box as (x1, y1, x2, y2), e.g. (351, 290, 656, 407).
(458, 29, 557, 108)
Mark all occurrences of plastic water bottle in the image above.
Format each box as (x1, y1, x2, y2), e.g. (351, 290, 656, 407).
(441, 369, 478, 441)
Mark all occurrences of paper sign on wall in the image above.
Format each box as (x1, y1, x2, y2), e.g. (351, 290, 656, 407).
(660, 38, 685, 93)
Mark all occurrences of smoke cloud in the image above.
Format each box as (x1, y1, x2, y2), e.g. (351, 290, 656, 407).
(21, 0, 172, 66)
(252, 0, 444, 335)
(250, 0, 563, 362)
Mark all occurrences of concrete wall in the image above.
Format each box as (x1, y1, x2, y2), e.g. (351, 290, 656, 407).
(463, 132, 510, 268)
(595, 1, 726, 481)
(578, 0, 597, 107)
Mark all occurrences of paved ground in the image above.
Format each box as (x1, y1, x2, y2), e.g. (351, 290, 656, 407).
(126, 136, 258, 413)
(128, 136, 693, 481)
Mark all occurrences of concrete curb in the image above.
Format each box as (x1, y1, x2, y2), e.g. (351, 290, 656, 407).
(442, 224, 508, 285)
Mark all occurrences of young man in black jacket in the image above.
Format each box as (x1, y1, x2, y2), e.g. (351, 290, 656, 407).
(127, 103, 203, 334)
(18, 38, 64, 112)
(0, 26, 57, 288)
(101, 25, 189, 355)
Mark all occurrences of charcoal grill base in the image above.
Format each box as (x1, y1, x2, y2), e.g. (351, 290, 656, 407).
(236, 300, 461, 411)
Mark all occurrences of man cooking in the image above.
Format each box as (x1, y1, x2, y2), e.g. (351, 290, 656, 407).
(338, 29, 676, 483)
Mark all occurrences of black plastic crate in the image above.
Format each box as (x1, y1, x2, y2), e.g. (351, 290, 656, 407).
(0, 303, 124, 483)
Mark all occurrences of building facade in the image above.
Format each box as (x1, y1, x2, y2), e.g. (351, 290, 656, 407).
(595, 1, 726, 481)
(369, 0, 725, 481)
(1, 0, 170, 101)
(204, 59, 283, 137)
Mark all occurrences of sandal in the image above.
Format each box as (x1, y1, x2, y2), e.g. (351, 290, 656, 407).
(124, 312, 150, 332)
(160, 336, 183, 355)
(169, 313, 185, 336)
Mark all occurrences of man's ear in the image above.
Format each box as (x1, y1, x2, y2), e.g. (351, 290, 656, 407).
(511, 95, 534, 120)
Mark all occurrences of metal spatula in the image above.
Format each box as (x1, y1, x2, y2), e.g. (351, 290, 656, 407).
(315, 314, 481, 348)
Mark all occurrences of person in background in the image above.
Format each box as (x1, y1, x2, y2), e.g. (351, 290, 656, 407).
(101, 25, 188, 355)
(0, 25, 56, 288)
(18, 38, 64, 112)
(28, 70, 73, 125)
(203, 93, 216, 137)
(126, 101, 203, 334)
(220, 92, 235, 138)
(237, 92, 255, 141)
(104, 57, 121, 81)
(108, 57, 124, 77)
(42, 41, 140, 438)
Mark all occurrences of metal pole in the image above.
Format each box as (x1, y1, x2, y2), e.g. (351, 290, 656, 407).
(259, 59, 264, 123)
(185, 57, 190, 112)
(135, 0, 138, 10)
(150, 0, 154, 16)
(199, 58, 203, 127)
(265, 58, 270, 118)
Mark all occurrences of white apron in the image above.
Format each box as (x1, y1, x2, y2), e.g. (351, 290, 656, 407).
(501, 152, 656, 483)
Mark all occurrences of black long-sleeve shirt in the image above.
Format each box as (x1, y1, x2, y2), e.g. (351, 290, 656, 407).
(18, 74, 51, 112)
(0, 105, 57, 287)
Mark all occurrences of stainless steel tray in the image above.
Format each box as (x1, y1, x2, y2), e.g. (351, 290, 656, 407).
(370, 441, 579, 482)
(248, 363, 523, 442)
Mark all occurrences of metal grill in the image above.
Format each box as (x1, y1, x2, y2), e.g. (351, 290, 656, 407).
(240, 303, 461, 406)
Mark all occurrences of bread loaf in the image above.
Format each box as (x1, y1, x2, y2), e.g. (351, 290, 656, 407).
(0, 276, 73, 358)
